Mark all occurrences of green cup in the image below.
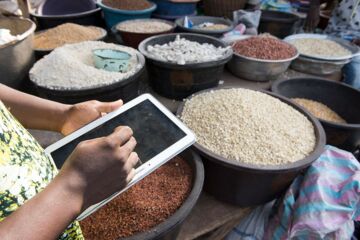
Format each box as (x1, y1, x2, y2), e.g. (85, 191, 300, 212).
(93, 49, 131, 73)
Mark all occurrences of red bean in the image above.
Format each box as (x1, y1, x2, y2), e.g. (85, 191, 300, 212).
(80, 157, 193, 239)
(232, 36, 297, 60)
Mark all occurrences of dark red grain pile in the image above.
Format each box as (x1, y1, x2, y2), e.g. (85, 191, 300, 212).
(232, 36, 297, 60)
(102, 0, 153, 10)
(80, 157, 193, 240)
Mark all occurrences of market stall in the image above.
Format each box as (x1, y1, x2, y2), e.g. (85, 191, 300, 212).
(1, 0, 360, 239)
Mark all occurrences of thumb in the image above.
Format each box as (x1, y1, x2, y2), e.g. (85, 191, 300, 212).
(95, 99, 123, 113)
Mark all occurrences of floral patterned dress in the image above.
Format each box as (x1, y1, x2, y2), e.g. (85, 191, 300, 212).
(0, 101, 84, 239)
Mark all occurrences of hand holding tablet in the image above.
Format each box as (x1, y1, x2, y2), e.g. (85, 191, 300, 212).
(45, 94, 195, 220)
(59, 126, 138, 212)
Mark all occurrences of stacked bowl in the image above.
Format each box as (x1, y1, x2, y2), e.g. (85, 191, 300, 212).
(284, 33, 360, 76)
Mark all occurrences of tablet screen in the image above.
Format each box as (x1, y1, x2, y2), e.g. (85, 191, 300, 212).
(51, 99, 187, 169)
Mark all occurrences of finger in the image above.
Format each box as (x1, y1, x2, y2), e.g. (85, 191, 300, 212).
(119, 137, 137, 156)
(95, 99, 123, 113)
(124, 152, 139, 171)
(125, 168, 136, 183)
(105, 126, 133, 147)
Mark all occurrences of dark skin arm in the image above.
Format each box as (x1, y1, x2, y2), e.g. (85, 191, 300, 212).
(0, 85, 139, 239)
(0, 84, 123, 135)
(0, 126, 139, 240)
(304, 0, 321, 32)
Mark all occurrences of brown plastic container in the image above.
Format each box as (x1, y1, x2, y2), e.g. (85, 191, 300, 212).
(112, 19, 176, 49)
(177, 87, 326, 206)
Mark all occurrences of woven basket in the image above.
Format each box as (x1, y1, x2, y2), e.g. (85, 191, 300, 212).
(203, 0, 247, 19)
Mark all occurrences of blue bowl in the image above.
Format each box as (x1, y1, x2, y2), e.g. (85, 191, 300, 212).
(150, 0, 197, 19)
(92, 49, 131, 72)
(97, 0, 157, 29)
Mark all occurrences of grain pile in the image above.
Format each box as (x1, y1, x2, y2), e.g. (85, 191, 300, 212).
(292, 98, 346, 124)
(195, 23, 229, 30)
(232, 35, 297, 60)
(290, 38, 351, 58)
(30, 41, 142, 90)
(147, 35, 231, 65)
(102, 0, 153, 10)
(33, 23, 104, 50)
(180, 89, 316, 166)
(81, 157, 192, 239)
(117, 20, 173, 33)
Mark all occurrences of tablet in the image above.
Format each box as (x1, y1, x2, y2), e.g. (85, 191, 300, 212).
(45, 94, 195, 220)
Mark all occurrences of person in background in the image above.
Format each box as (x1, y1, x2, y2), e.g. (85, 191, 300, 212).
(246, 0, 261, 10)
(0, 84, 139, 240)
(304, 0, 360, 89)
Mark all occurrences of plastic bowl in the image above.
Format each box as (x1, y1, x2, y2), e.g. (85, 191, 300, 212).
(113, 18, 175, 48)
(93, 49, 131, 72)
(138, 33, 233, 100)
(175, 16, 234, 38)
(176, 87, 326, 206)
(272, 78, 360, 158)
(97, 0, 157, 29)
(151, 0, 199, 20)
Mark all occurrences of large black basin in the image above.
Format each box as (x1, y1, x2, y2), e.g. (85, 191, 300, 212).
(138, 33, 233, 100)
(258, 10, 300, 39)
(272, 78, 360, 158)
(177, 87, 326, 206)
(30, 53, 146, 104)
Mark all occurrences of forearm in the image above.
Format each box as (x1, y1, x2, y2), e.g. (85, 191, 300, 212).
(0, 84, 70, 132)
(0, 173, 83, 240)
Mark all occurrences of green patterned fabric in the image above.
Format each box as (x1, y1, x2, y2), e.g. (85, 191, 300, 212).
(0, 101, 84, 239)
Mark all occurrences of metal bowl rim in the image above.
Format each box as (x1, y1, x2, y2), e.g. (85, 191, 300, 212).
(97, 0, 157, 14)
(284, 33, 360, 61)
(0, 17, 36, 49)
(30, 7, 101, 18)
(231, 37, 300, 63)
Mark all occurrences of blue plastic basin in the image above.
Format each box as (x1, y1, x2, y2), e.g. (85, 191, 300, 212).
(150, 0, 197, 19)
(97, 1, 157, 28)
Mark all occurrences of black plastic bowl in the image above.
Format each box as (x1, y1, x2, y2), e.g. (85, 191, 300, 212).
(138, 33, 233, 100)
(272, 78, 360, 158)
(258, 10, 300, 39)
(119, 149, 204, 240)
(175, 16, 234, 38)
(30, 52, 146, 104)
(30, 8, 104, 30)
(177, 87, 326, 206)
